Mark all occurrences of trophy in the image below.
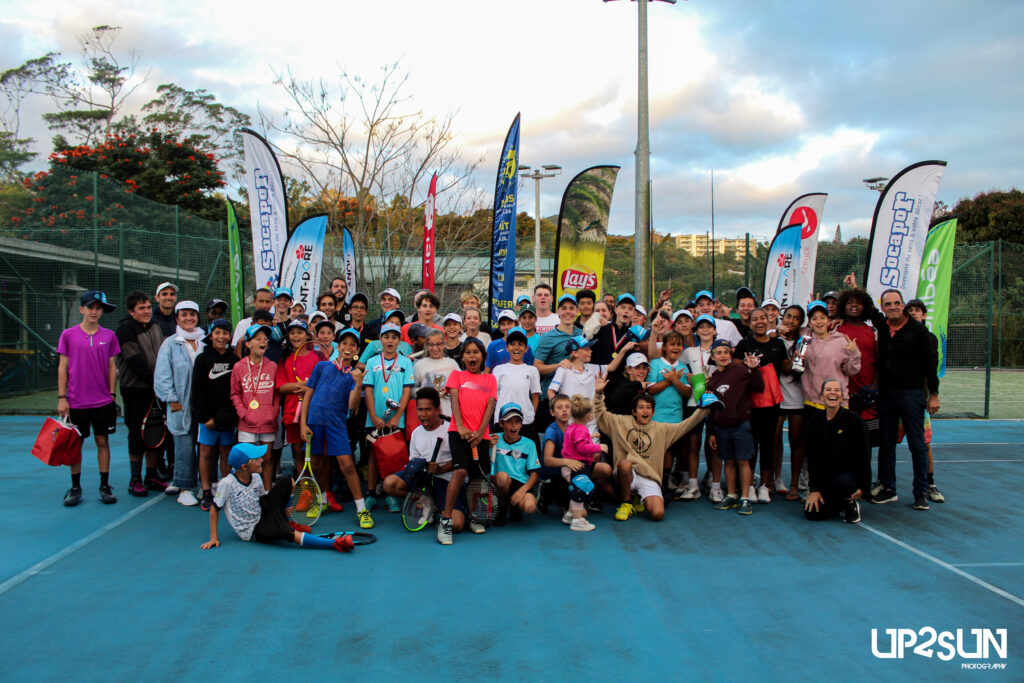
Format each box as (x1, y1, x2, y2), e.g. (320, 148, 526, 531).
(791, 334, 811, 374)
(430, 372, 447, 392)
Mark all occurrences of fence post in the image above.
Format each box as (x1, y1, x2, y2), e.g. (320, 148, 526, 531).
(175, 205, 180, 282)
(118, 223, 125, 308)
(92, 172, 99, 285)
(997, 239, 1003, 367)
(984, 243, 994, 418)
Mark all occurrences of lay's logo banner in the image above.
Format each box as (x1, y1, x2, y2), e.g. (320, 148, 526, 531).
(555, 165, 620, 299)
(279, 214, 328, 314)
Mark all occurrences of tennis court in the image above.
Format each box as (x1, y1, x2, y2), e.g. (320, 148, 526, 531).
(1, 415, 1019, 680)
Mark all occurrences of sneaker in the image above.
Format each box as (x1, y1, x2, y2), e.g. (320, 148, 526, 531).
(155, 465, 173, 482)
(871, 487, 898, 504)
(570, 517, 596, 532)
(869, 480, 884, 498)
(294, 489, 314, 512)
(143, 476, 167, 492)
(385, 495, 401, 513)
(774, 477, 788, 494)
(631, 494, 646, 513)
(700, 470, 711, 495)
(164, 484, 180, 496)
(99, 484, 117, 504)
(926, 485, 945, 503)
(913, 495, 930, 511)
(200, 492, 213, 512)
(737, 498, 753, 515)
(325, 491, 344, 512)
(63, 486, 83, 507)
(756, 485, 771, 504)
(714, 495, 739, 510)
(177, 489, 199, 506)
(561, 511, 573, 525)
(709, 486, 725, 504)
(747, 485, 757, 501)
(678, 484, 701, 501)
(844, 500, 861, 523)
(469, 518, 487, 534)
(333, 535, 355, 553)
(363, 494, 377, 511)
(437, 517, 454, 545)
(306, 501, 326, 519)
(128, 478, 148, 497)
(614, 502, 635, 521)
(358, 509, 374, 529)
(289, 521, 312, 533)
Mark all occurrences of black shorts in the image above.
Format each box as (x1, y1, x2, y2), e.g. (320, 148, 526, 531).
(253, 476, 295, 544)
(448, 430, 488, 478)
(69, 402, 117, 439)
(121, 391, 152, 454)
(683, 404, 704, 442)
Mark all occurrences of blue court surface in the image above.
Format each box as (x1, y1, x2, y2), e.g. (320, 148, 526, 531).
(1, 415, 1020, 681)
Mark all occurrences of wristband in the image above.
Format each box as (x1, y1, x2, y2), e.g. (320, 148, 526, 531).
(57, 394, 67, 399)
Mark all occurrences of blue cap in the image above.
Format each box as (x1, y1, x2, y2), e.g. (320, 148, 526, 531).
(245, 323, 272, 341)
(274, 287, 293, 299)
(807, 300, 829, 316)
(695, 313, 716, 327)
(286, 318, 309, 332)
(710, 338, 732, 352)
(380, 322, 402, 336)
(337, 327, 360, 342)
(565, 334, 597, 354)
(499, 402, 524, 420)
(81, 290, 116, 312)
(557, 293, 578, 307)
(505, 326, 528, 344)
(228, 443, 266, 469)
(628, 324, 650, 342)
(516, 295, 532, 305)
(616, 293, 636, 306)
(694, 289, 714, 302)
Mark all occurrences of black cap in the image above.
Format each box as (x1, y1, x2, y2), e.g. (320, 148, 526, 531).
(735, 286, 757, 305)
(81, 290, 116, 312)
(203, 318, 232, 344)
(407, 322, 431, 339)
(205, 298, 227, 312)
(350, 292, 369, 307)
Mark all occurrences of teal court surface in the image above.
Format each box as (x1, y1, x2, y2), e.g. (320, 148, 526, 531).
(0, 415, 1020, 680)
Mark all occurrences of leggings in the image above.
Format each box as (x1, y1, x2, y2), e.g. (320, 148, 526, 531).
(749, 405, 780, 475)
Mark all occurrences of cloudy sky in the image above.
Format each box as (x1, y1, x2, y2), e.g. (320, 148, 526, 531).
(2, 0, 1022, 243)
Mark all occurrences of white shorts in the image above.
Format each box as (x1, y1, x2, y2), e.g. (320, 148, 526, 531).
(237, 430, 275, 444)
(630, 471, 663, 501)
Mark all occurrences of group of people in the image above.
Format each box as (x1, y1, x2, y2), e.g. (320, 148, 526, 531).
(54, 272, 942, 552)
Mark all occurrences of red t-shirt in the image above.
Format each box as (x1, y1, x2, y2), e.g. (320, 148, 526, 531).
(838, 322, 877, 419)
(446, 369, 497, 436)
(275, 348, 325, 424)
(401, 320, 443, 345)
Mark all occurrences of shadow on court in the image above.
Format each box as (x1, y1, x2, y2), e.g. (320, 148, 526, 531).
(0, 416, 1020, 680)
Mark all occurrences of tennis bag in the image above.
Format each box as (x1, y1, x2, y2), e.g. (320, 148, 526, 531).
(369, 427, 409, 478)
(142, 398, 167, 449)
(32, 416, 83, 466)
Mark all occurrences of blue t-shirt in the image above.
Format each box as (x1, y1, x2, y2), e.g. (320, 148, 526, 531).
(647, 356, 689, 423)
(485, 338, 535, 370)
(361, 339, 413, 360)
(491, 434, 540, 484)
(362, 353, 415, 428)
(305, 361, 356, 428)
(537, 422, 566, 480)
(533, 328, 574, 392)
(527, 333, 541, 353)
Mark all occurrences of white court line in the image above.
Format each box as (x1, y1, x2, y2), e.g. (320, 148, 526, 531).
(780, 459, 1022, 465)
(859, 523, 1024, 610)
(0, 495, 165, 597)
(954, 563, 1024, 568)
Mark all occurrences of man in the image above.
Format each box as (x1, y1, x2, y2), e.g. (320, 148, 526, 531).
(272, 287, 293, 324)
(367, 288, 402, 337)
(205, 299, 228, 325)
(731, 286, 758, 338)
(870, 289, 940, 511)
(231, 287, 275, 356)
(532, 283, 559, 335)
(533, 294, 579, 432)
(575, 288, 597, 329)
(330, 277, 351, 324)
(153, 282, 178, 337)
(693, 290, 742, 346)
(823, 291, 840, 321)
(116, 291, 169, 497)
(57, 291, 121, 506)
(601, 293, 616, 310)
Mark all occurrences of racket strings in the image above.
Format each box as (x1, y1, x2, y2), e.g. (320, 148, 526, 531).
(291, 477, 321, 526)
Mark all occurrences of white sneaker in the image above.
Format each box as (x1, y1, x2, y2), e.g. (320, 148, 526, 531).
(747, 485, 757, 501)
(177, 489, 199, 506)
(774, 477, 788, 494)
(164, 485, 180, 496)
(437, 517, 453, 545)
(561, 511, 573, 525)
(570, 517, 596, 532)
(678, 484, 701, 501)
(469, 519, 487, 534)
(756, 485, 771, 504)
(709, 486, 725, 504)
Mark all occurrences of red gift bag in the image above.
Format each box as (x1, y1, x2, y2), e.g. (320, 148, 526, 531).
(32, 417, 83, 466)
(368, 427, 408, 478)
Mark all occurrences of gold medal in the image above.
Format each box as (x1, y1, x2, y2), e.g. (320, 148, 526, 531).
(382, 387, 389, 394)
(612, 352, 617, 359)
(249, 399, 260, 410)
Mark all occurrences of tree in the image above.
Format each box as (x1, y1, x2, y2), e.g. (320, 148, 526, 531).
(948, 189, 1024, 244)
(834, 224, 842, 243)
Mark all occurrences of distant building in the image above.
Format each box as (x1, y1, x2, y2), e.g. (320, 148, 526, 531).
(673, 234, 757, 260)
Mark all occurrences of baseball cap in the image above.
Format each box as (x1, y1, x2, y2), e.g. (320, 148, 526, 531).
(557, 293, 578, 307)
(380, 322, 402, 336)
(80, 290, 116, 312)
(616, 293, 637, 306)
(710, 339, 733, 352)
(274, 287, 293, 300)
(516, 295, 532, 306)
(245, 323, 272, 341)
(807, 300, 829, 316)
(227, 443, 267, 470)
(349, 292, 369, 307)
(499, 402, 524, 421)
(672, 309, 694, 322)
(695, 313, 717, 327)
(285, 318, 309, 332)
(496, 309, 518, 323)
(205, 298, 227, 312)
(379, 288, 402, 302)
(625, 352, 649, 368)
(203, 318, 232, 344)
(407, 322, 431, 339)
(505, 326, 528, 344)
(823, 291, 840, 301)
(635, 304, 647, 317)
(517, 306, 537, 318)
(384, 309, 406, 325)
(337, 327, 360, 343)
(154, 281, 178, 296)
(174, 300, 199, 314)
(309, 310, 328, 323)
(694, 289, 714, 302)
(314, 319, 336, 334)
(565, 334, 596, 354)
(735, 286, 757, 304)
(443, 312, 463, 325)
(761, 298, 781, 310)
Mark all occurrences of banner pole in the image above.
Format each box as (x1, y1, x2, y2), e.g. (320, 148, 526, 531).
(985, 243, 993, 418)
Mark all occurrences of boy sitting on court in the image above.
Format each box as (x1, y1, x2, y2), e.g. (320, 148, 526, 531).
(201, 443, 352, 553)
(489, 402, 541, 525)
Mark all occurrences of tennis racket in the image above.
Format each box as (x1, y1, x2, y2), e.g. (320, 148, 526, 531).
(466, 443, 500, 527)
(142, 397, 166, 449)
(316, 531, 377, 545)
(290, 438, 322, 526)
(402, 437, 444, 532)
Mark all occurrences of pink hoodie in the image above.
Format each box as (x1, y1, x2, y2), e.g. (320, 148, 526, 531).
(230, 357, 281, 434)
(800, 330, 861, 407)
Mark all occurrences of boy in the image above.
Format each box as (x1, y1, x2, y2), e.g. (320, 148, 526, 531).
(57, 290, 121, 506)
(646, 331, 692, 493)
(489, 403, 541, 525)
(230, 324, 281, 491)
(902, 299, 943, 503)
(192, 318, 240, 510)
(362, 322, 415, 513)
(441, 312, 464, 360)
(705, 339, 764, 515)
(533, 294, 580, 432)
(517, 306, 540, 352)
(539, 394, 574, 519)
(491, 327, 541, 444)
(201, 443, 352, 553)
(593, 372, 715, 521)
(532, 283, 559, 334)
(486, 310, 535, 369)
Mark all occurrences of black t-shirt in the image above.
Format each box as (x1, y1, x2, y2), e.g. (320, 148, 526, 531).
(734, 335, 788, 373)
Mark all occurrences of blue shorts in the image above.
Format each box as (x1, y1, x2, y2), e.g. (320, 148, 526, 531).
(432, 476, 467, 514)
(197, 423, 234, 447)
(395, 458, 429, 487)
(309, 423, 352, 457)
(714, 421, 754, 461)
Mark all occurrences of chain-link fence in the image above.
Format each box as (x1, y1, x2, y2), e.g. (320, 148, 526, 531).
(2, 169, 1022, 416)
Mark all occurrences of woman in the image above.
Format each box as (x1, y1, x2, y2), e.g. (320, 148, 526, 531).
(776, 305, 806, 499)
(461, 307, 491, 346)
(803, 378, 870, 523)
(593, 300, 613, 326)
(801, 300, 861, 415)
(154, 301, 205, 506)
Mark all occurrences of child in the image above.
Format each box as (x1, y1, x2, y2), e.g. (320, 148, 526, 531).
(413, 330, 460, 417)
(489, 403, 541, 525)
(230, 324, 281, 491)
(607, 351, 647, 415)
(300, 328, 368, 527)
(491, 326, 541, 445)
(276, 319, 327, 495)
(401, 291, 443, 344)
(486, 310, 535, 370)
(461, 307, 491, 346)
(312, 319, 338, 360)
(191, 318, 240, 510)
(706, 339, 764, 515)
(200, 443, 352, 553)
(441, 313, 464, 361)
(57, 290, 121, 506)
(560, 395, 608, 531)
(360, 311, 414, 362)
(546, 335, 616, 434)
(539, 394, 574, 518)
(683, 313, 721, 502)
(646, 331, 692, 494)
(361, 322, 415, 513)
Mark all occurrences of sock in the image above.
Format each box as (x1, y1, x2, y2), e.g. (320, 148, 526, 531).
(299, 532, 336, 549)
(130, 459, 142, 479)
(321, 492, 328, 504)
(711, 481, 721, 490)
(71, 472, 81, 488)
(689, 477, 698, 488)
(99, 472, 109, 487)
(145, 467, 157, 481)
(354, 498, 366, 512)
(202, 489, 212, 498)
(569, 500, 584, 516)
(927, 472, 935, 485)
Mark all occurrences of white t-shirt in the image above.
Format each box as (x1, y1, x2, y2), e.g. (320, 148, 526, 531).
(682, 345, 715, 407)
(460, 331, 492, 346)
(409, 422, 453, 481)
(534, 313, 560, 335)
(714, 318, 742, 346)
(548, 363, 607, 433)
(413, 356, 460, 416)
(778, 337, 804, 409)
(213, 472, 266, 541)
(231, 317, 253, 347)
(492, 362, 541, 424)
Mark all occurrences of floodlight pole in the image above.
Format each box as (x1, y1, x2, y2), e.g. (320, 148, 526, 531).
(520, 164, 562, 285)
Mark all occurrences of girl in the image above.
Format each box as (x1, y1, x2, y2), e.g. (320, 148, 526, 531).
(761, 298, 781, 333)
(560, 394, 608, 531)
(442, 313, 465, 361)
(461, 307, 491, 346)
(777, 305, 807, 499)
(672, 310, 696, 348)
(593, 300, 613, 326)
(801, 301, 861, 414)
(607, 351, 647, 416)
(191, 318, 239, 511)
(682, 314, 721, 502)
(460, 291, 482, 312)
(414, 329, 460, 417)
(154, 301, 205, 506)
(230, 325, 281, 491)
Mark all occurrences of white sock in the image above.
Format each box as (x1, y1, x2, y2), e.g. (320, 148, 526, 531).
(321, 492, 328, 503)
(711, 481, 722, 490)
(354, 498, 365, 512)
(688, 477, 698, 488)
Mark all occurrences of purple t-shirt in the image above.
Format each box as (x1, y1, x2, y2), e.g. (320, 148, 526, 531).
(57, 325, 120, 409)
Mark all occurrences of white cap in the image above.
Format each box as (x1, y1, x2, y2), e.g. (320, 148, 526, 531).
(309, 311, 328, 322)
(174, 300, 199, 314)
(761, 298, 781, 309)
(496, 309, 517, 322)
(443, 313, 463, 325)
(625, 352, 649, 368)
(635, 305, 647, 316)
(672, 309, 694, 322)
(378, 288, 402, 301)
(155, 281, 178, 296)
